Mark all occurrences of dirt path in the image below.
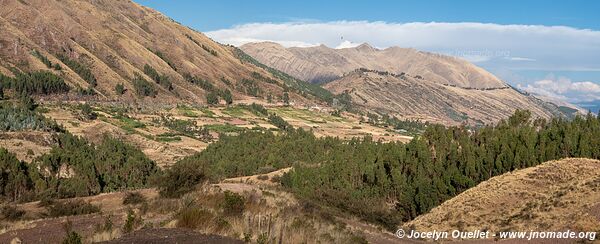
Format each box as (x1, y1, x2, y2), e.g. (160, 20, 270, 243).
(99, 228, 243, 244)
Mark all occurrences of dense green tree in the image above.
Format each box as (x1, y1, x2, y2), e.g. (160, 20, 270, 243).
(0, 148, 33, 202)
(56, 53, 96, 87)
(1, 133, 159, 202)
(160, 109, 600, 230)
(4, 71, 70, 95)
(282, 92, 289, 106)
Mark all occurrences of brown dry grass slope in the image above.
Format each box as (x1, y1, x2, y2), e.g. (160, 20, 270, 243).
(324, 70, 561, 125)
(405, 158, 600, 234)
(0, 0, 318, 105)
(241, 42, 568, 124)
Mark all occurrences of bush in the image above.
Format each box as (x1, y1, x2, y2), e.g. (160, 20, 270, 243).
(221, 89, 233, 105)
(143, 64, 172, 90)
(122, 192, 146, 205)
(31, 50, 53, 69)
(45, 200, 101, 217)
(184, 73, 215, 91)
(152, 115, 212, 142)
(206, 91, 219, 105)
(157, 160, 207, 198)
(62, 231, 82, 244)
(115, 83, 125, 95)
(247, 103, 268, 116)
(268, 114, 292, 131)
(80, 103, 97, 120)
(221, 191, 244, 216)
(122, 209, 141, 233)
(151, 50, 177, 71)
(176, 207, 214, 229)
(1, 205, 25, 221)
(77, 86, 96, 96)
(0, 102, 62, 131)
(132, 74, 157, 97)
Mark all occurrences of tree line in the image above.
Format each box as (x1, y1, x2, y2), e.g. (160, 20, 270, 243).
(1, 71, 70, 95)
(56, 53, 97, 87)
(158, 110, 600, 230)
(0, 133, 160, 202)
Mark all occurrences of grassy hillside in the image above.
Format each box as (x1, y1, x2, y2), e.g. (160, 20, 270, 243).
(0, 0, 325, 106)
(405, 158, 600, 237)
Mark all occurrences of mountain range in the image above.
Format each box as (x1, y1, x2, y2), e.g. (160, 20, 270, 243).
(241, 42, 578, 124)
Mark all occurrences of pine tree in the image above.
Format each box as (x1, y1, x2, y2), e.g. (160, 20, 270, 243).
(283, 92, 289, 106)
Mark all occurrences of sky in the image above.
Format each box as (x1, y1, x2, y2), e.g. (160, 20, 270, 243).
(135, 0, 600, 110)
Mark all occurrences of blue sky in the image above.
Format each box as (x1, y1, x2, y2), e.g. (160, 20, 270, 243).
(135, 1, 600, 109)
(135, 0, 600, 31)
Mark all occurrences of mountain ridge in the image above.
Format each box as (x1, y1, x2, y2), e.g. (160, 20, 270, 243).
(241, 41, 508, 89)
(0, 0, 327, 105)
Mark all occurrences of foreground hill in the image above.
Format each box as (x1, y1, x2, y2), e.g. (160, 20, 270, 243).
(324, 69, 561, 124)
(0, 0, 326, 104)
(405, 158, 600, 235)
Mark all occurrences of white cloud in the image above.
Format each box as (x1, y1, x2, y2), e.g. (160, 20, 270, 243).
(506, 57, 536, 61)
(335, 40, 361, 49)
(518, 77, 600, 103)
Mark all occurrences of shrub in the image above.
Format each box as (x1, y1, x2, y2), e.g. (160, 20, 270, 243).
(268, 114, 292, 131)
(62, 231, 82, 244)
(247, 103, 268, 116)
(143, 64, 172, 90)
(152, 115, 212, 142)
(184, 73, 215, 91)
(176, 207, 214, 229)
(0, 103, 62, 131)
(151, 50, 177, 71)
(122, 192, 146, 205)
(157, 160, 207, 198)
(132, 74, 157, 97)
(1, 205, 25, 221)
(77, 86, 96, 96)
(80, 103, 97, 120)
(45, 200, 101, 217)
(221, 191, 244, 216)
(221, 89, 233, 105)
(115, 83, 125, 95)
(122, 209, 141, 233)
(206, 91, 219, 105)
(62, 220, 83, 244)
(31, 50, 53, 69)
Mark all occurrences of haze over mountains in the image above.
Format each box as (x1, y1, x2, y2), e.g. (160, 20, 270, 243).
(242, 42, 577, 124)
